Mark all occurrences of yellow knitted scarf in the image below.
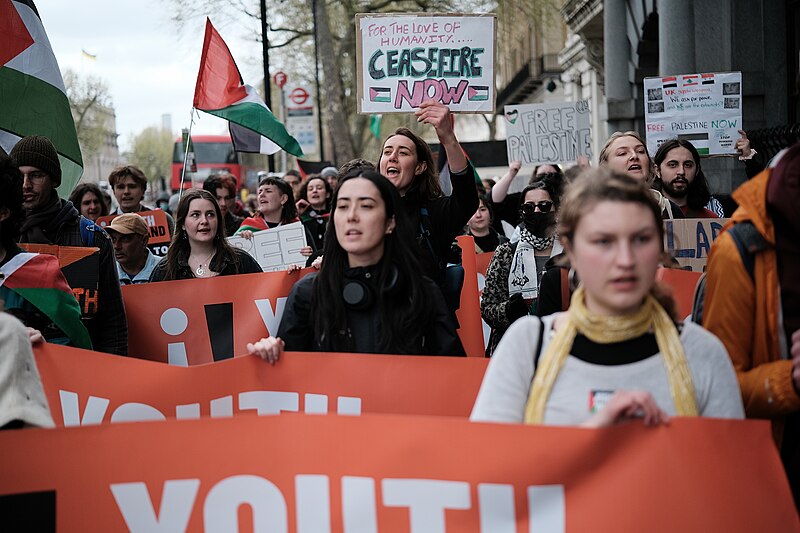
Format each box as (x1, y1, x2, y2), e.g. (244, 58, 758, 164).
(523, 286, 698, 424)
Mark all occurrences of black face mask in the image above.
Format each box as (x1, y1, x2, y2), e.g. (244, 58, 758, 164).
(520, 210, 555, 236)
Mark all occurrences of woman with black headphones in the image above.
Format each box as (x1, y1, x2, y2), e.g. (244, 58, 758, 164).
(247, 171, 464, 361)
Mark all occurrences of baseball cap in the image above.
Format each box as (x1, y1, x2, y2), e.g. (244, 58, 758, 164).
(106, 213, 148, 237)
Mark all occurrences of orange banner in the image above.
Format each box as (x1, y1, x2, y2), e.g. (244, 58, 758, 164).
(123, 243, 706, 364)
(98, 209, 172, 256)
(0, 414, 795, 531)
(123, 270, 308, 364)
(97, 209, 171, 244)
(34, 343, 488, 427)
(656, 267, 703, 319)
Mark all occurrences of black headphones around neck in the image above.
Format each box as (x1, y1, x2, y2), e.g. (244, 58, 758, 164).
(342, 265, 400, 310)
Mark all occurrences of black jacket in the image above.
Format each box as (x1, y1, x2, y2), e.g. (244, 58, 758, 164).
(19, 198, 128, 355)
(277, 271, 464, 356)
(400, 163, 479, 282)
(149, 247, 263, 281)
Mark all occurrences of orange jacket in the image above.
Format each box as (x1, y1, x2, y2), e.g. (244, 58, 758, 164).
(704, 169, 800, 444)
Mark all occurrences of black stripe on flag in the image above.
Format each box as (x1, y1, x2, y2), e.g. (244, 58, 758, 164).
(229, 123, 260, 153)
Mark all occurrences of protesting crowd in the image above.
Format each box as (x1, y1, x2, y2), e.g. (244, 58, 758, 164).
(2, 100, 799, 511)
(1, 6, 799, 526)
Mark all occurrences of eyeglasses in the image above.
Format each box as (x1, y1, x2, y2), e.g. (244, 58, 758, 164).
(521, 201, 554, 214)
(21, 171, 49, 184)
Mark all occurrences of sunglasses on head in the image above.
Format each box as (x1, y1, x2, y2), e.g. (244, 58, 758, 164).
(521, 201, 554, 214)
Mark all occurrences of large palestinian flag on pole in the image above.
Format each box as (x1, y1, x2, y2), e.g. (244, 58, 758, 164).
(0, 0, 83, 195)
(193, 18, 304, 157)
(0, 252, 92, 350)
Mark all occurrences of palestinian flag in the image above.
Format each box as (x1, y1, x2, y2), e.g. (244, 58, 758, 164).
(0, 252, 92, 349)
(193, 18, 303, 157)
(0, 0, 83, 195)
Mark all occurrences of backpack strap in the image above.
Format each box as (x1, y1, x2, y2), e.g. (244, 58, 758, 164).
(532, 316, 545, 377)
(726, 221, 769, 279)
(559, 267, 570, 311)
(418, 207, 440, 266)
(79, 217, 96, 247)
(691, 220, 769, 324)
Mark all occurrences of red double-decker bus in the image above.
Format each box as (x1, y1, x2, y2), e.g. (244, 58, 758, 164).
(171, 134, 242, 191)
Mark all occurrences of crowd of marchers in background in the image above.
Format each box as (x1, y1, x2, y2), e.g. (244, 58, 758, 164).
(1, 100, 798, 510)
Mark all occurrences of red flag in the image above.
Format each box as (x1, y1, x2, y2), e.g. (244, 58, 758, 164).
(193, 18, 247, 110)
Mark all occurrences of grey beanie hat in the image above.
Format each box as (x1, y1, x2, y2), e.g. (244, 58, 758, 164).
(10, 135, 62, 187)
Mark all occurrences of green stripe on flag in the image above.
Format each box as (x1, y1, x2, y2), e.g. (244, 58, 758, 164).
(12, 287, 92, 350)
(204, 102, 304, 157)
(0, 67, 83, 193)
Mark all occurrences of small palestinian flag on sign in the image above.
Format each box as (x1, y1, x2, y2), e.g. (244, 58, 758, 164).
(701, 73, 715, 85)
(682, 75, 699, 86)
(662, 76, 678, 88)
(467, 86, 489, 101)
(369, 87, 391, 103)
(678, 133, 710, 155)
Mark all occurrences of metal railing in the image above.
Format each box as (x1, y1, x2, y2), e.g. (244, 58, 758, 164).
(748, 124, 800, 162)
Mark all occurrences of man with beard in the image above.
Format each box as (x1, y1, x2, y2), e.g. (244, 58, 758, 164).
(653, 139, 718, 218)
(11, 136, 127, 355)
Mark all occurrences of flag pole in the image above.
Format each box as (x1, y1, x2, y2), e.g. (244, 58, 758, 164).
(178, 108, 196, 202)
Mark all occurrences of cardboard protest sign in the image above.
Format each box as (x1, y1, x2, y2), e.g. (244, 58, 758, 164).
(0, 415, 795, 532)
(97, 209, 172, 256)
(504, 100, 592, 166)
(663, 218, 728, 271)
(34, 343, 488, 427)
(227, 221, 309, 271)
(356, 13, 496, 113)
(18, 244, 99, 316)
(644, 72, 743, 156)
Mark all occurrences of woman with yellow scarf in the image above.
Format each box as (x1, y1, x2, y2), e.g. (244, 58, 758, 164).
(471, 168, 744, 427)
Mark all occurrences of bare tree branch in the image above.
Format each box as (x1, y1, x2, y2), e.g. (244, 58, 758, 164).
(271, 32, 312, 49)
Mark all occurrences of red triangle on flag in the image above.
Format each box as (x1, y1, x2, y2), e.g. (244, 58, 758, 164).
(468, 87, 477, 98)
(0, 0, 35, 66)
(193, 18, 248, 110)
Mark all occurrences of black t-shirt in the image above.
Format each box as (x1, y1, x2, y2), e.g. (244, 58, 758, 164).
(472, 231, 500, 253)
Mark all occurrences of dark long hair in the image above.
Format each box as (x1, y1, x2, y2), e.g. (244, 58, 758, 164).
(68, 183, 109, 217)
(653, 138, 712, 211)
(258, 176, 297, 223)
(310, 171, 433, 353)
(378, 127, 442, 200)
(163, 189, 239, 281)
(0, 156, 23, 251)
(298, 175, 332, 212)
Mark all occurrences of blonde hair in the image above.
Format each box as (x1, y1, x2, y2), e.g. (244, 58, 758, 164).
(598, 131, 654, 184)
(558, 167, 677, 319)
